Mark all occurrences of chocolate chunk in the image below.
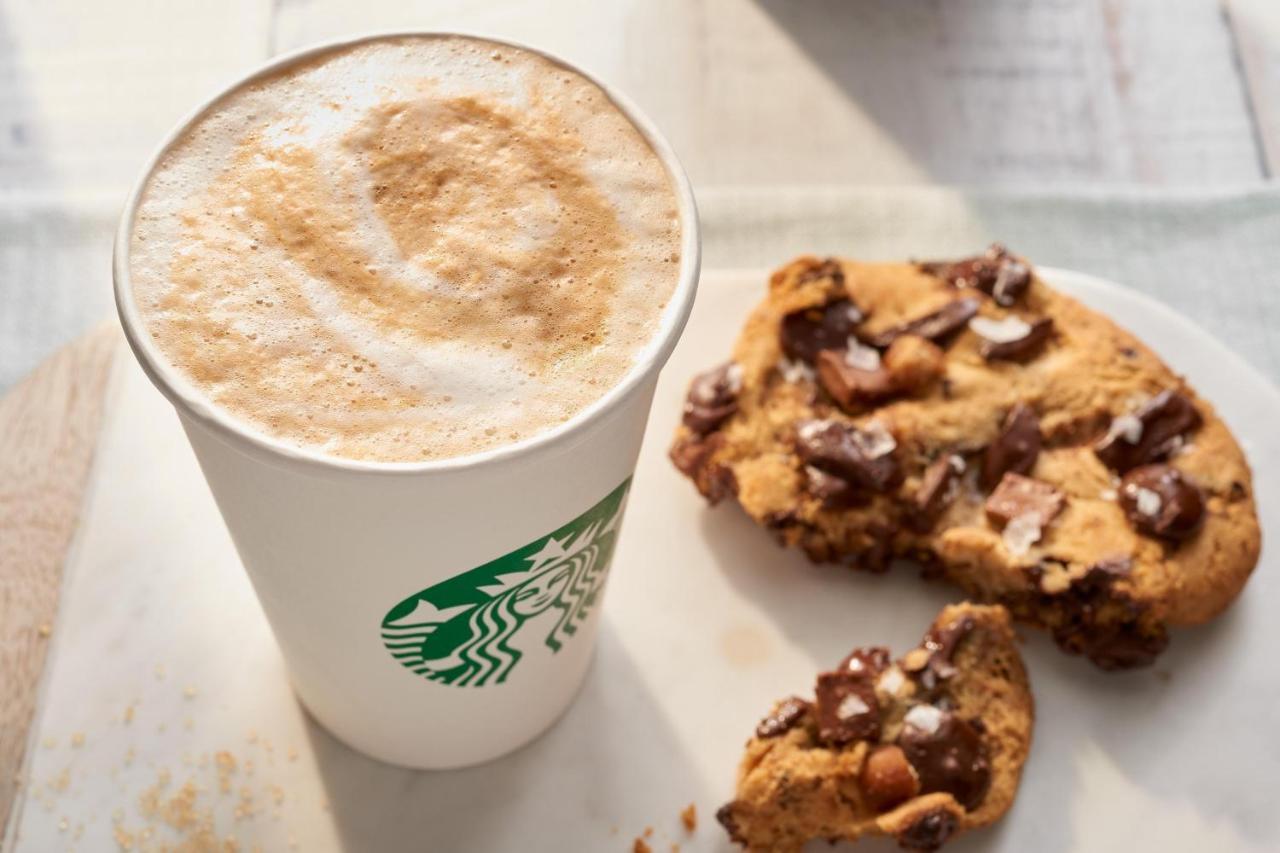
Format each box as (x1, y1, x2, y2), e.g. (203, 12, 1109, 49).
(914, 617, 975, 689)
(911, 454, 965, 532)
(780, 299, 865, 363)
(897, 707, 991, 811)
(755, 696, 810, 739)
(839, 646, 891, 677)
(1119, 464, 1204, 541)
(1049, 558, 1170, 670)
(864, 298, 980, 349)
(682, 362, 743, 434)
(795, 419, 902, 493)
(896, 808, 959, 851)
(1094, 390, 1202, 472)
(803, 465, 859, 508)
(972, 315, 1054, 361)
(984, 472, 1064, 529)
(921, 244, 1032, 307)
(816, 347, 895, 409)
(670, 433, 736, 506)
(814, 670, 881, 745)
(982, 404, 1041, 489)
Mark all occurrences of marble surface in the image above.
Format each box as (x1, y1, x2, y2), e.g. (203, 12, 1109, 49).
(7, 269, 1280, 852)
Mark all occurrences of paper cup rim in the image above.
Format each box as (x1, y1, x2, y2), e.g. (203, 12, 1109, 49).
(113, 30, 701, 477)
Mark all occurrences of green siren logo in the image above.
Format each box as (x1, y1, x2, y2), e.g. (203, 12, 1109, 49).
(380, 479, 630, 687)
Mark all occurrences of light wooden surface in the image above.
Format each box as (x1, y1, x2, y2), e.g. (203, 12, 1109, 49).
(0, 323, 119, 836)
(2, 0, 1280, 841)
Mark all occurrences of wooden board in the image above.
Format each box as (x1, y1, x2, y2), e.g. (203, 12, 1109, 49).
(0, 324, 121, 836)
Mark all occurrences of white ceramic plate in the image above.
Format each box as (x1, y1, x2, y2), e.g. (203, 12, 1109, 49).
(10, 269, 1280, 853)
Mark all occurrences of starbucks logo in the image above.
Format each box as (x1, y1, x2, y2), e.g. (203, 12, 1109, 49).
(380, 479, 630, 687)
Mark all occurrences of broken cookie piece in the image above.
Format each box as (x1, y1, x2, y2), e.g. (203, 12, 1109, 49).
(717, 603, 1033, 852)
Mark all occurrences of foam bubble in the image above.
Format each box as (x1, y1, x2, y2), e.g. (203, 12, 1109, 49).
(130, 35, 681, 462)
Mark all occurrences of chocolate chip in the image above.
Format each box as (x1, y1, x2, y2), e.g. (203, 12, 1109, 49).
(669, 433, 736, 506)
(897, 708, 991, 811)
(911, 454, 965, 532)
(795, 419, 902, 493)
(814, 670, 881, 745)
(1049, 557, 1170, 670)
(755, 696, 810, 738)
(682, 362, 743, 434)
(972, 315, 1054, 361)
(815, 347, 895, 409)
(803, 465, 861, 508)
(1119, 464, 1204, 541)
(780, 299, 865, 363)
(839, 646, 892, 677)
(1094, 390, 1202, 472)
(982, 403, 1041, 490)
(921, 244, 1031, 307)
(984, 472, 1064, 529)
(864, 298, 980, 348)
(668, 435, 708, 479)
(896, 808, 959, 851)
(705, 463, 739, 505)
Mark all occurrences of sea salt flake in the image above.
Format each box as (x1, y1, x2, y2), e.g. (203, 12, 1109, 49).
(969, 315, 1031, 343)
(948, 454, 966, 473)
(903, 704, 943, 735)
(1108, 414, 1143, 445)
(797, 419, 829, 443)
(844, 337, 882, 371)
(1134, 486, 1162, 517)
(778, 358, 815, 384)
(837, 694, 871, 720)
(1002, 512, 1043, 556)
(853, 421, 896, 459)
(1099, 488, 1118, 501)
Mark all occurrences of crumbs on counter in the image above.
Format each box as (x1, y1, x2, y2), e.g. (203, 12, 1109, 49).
(680, 803, 696, 833)
(30, 696, 309, 852)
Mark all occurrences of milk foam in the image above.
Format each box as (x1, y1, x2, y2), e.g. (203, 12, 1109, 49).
(129, 35, 682, 462)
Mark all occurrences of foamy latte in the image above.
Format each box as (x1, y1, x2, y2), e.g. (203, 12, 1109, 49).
(129, 35, 682, 462)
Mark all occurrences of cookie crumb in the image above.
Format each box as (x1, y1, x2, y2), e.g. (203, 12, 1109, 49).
(632, 839, 651, 853)
(680, 803, 697, 833)
(70, 732, 85, 748)
(37, 623, 52, 638)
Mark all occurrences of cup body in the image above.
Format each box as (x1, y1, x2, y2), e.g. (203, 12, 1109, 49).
(113, 32, 699, 769)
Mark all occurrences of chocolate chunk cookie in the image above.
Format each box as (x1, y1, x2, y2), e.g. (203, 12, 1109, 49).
(670, 249, 1260, 669)
(717, 603, 1033, 851)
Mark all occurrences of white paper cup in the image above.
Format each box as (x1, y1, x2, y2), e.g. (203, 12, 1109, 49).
(112, 32, 700, 769)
